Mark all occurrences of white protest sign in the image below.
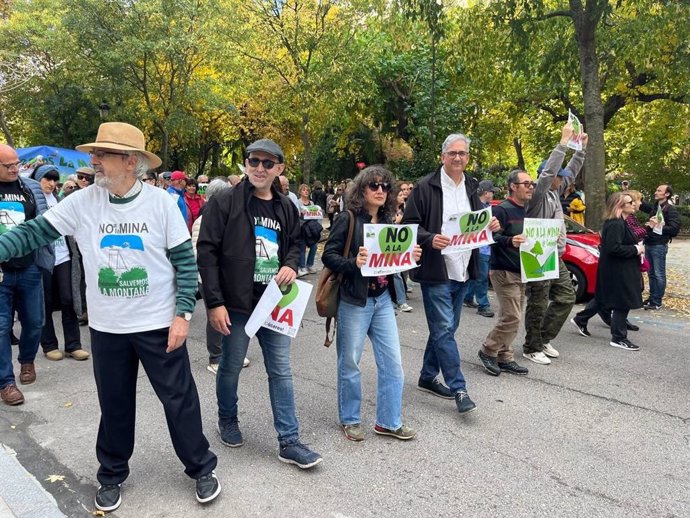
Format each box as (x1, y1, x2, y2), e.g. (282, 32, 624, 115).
(440, 207, 494, 254)
(361, 224, 418, 277)
(245, 279, 313, 338)
(300, 205, 324, 220)
(520, 218, 561, 283)
(566, 109, 584, 151)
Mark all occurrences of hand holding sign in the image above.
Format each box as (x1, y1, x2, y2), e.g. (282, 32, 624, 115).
(356, 246, 368, 268)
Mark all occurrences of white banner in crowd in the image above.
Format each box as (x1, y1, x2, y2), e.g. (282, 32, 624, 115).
(300, 205, 324, 220)
(519, 218, 561, 283)
(440, 207, 494, 254)
(245, 279, 313, 338)
(361, 224, 418, 277)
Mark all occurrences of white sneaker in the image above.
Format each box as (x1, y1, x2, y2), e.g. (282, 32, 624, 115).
(522, 352, 551, 365)
(542, 342, 560, 358)
(243, 357, 250, 368)
(307, 266, 319, 274)
(397, 303, 413, 312)
(297, 268, 308, 278)
(207, 363, 219, 375)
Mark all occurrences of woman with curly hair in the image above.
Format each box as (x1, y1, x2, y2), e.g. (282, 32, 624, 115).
(322, 166, 421, 442)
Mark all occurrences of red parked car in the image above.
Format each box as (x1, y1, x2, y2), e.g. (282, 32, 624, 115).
(563, 216, 599, 302)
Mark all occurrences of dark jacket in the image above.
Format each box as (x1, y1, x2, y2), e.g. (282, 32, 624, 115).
(490, 198, 524, 273)
(311, 188, 328, 213)
(322, 210, 397, 307)
(595, 218, 643, 310)
(196, 180, 302, 314)
(643, 201, 680, 246)
(18, 176, 54, 272)
(401, 167, 481, 283)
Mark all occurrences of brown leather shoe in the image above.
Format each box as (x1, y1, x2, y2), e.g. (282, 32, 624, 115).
(0, 384, 24, 405)
(19, 363, 36, 385)
(65, 349, 90, 361)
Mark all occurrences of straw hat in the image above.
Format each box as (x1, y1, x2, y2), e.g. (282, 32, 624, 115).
(76, 122, 162, 168)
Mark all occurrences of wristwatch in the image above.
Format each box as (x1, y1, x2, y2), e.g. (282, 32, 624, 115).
(178, 312, 192, 321)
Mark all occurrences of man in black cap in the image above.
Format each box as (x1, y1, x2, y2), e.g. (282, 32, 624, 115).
(463, 179, 499, 318)
(198, 138, 322, 469)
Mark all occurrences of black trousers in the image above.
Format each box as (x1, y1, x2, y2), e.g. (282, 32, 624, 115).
(41, 262, 81, 352)
(576, 299, 629, 342)
(90, 327, 217, 485)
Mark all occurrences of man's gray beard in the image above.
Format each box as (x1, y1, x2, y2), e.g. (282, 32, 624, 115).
(95, 176, 110, 188)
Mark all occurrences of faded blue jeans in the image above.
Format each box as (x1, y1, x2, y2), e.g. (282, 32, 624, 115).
(645, 244, 668, 306)
(217, 310, 299, 445)
(0, 264, 44, 389)
(464, 253, 491, 310)
(419, 280, 468, 394)
(336, 291, 405, 430)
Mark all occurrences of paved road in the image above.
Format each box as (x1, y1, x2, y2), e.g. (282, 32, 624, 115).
(2, 245, 689, 518)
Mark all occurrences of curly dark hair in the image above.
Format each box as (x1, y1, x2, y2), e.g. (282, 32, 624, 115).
(345, 165, 398, 221)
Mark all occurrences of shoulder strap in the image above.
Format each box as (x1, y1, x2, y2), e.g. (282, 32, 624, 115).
(342, 209, 355, 258)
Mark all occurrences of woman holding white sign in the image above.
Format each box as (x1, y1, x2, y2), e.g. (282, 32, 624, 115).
(322, 166, 421, 442)
(297, 184, 322, 277)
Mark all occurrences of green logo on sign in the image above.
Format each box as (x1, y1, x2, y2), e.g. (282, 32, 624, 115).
(459, 210, 489, 233)
(377, 226, 413, 253)
(278, 283, 299, 308)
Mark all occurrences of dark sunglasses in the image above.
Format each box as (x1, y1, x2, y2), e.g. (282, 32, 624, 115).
(247, 157, 278, 170)
(513, 181, 536, 188)
(367, 181, 391, 193)
(77, 174, 93, 180)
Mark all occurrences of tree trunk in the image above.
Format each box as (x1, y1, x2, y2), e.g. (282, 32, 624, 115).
(513, 137, 525, 170)
(301, 112, 311, 185)
(571, 0, 607, 230)
(0, 109, 14, 147)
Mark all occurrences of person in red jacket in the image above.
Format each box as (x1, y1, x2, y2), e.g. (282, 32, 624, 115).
(184, 177, 205, 232)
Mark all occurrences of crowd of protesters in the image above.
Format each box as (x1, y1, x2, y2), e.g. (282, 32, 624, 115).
(0, 120, 681, 514)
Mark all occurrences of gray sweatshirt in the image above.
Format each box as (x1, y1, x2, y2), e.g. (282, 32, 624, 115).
(524, 144, 585, 255)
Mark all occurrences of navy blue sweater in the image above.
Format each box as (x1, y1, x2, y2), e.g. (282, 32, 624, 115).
(490, 198, 525, 273)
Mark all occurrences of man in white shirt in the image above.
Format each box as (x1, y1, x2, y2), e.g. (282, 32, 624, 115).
(403, 133, 499, 415)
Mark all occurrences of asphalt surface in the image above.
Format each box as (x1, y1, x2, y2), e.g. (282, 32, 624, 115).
(1, 242, 689, 518)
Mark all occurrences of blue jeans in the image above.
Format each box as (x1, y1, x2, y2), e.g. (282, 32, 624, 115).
(217, 310, 299, 444)
(645, 244, 667, 306)
(464, 254, 491, 310)
(299, 244, 317, 268)
(392, 274, 407, 305)
(420, 281, 468, 393)
(0, 264, 45, 389)
(336, 291, 404, 430)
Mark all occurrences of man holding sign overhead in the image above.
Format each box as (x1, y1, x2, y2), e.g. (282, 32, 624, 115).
(522, 122, 587, 365)
(197, 138, 322, 469)
(403, 133, 499, 415)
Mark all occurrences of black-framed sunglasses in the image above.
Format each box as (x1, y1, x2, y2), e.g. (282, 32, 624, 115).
(77, 174, 92, 180)
(367, 181, 391, 193)
(514, 181, 536, 188)
(247, 157, 277, 170)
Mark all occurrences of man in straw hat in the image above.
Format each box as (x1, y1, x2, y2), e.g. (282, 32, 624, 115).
(0, 122, 221, 512)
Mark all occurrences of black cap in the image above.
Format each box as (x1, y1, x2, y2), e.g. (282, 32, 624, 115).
(478, 180, 499, 194)
(245, 139, 284, 163)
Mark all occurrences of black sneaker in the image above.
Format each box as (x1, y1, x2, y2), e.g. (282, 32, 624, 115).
(570, 317, 591, 337)
(455, 391, 477, 414)
(477, 350, 500, 376)
(278, 440, 322, 469)
(497, 360, 529, 375)
(95, 484, 122, 512)
(626, 320, 639, 331)
(643, 302, 661, 310)
(196, 471, 221, 503)
(609, 339, 640, 351)
(477, 308, 495, 318)
(218, 419, 243, 447)
(464, 300, 478, 308)
(417, 378, 454, 399)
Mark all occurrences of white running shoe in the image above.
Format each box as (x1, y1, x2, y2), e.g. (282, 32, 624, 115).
(207, 363, 219, 375)
(397, 303, 413, 312)
(243, 357, 250, 368)
(522, 352, 552, 365)
(297, 268, 308, 278)
(307, 266, 319, 274)
(542, 342, 560, 358)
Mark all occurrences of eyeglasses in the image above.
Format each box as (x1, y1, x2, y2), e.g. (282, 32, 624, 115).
(77, 174, 93, 180)
(513, 181, 536, 188)
(444, 151, 470, 159)
(1, 161, 21, 169)
(89, 150, 129, 160)
(247, 157, 277, 170)
(63, 185, 77, 190)
(367, 181, 391, 193)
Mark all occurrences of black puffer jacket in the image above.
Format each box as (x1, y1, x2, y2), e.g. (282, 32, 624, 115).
(322, 210, 397, 307)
